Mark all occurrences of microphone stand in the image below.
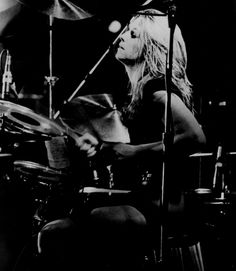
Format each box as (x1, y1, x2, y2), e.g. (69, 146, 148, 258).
(158, 2, 176, 268)
(1, 49, 12, 99)
(1, 49, 18, 101)
(53, 24, 128, 120)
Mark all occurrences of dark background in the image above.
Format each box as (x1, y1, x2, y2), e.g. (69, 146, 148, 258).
(1, 1, 236, 270)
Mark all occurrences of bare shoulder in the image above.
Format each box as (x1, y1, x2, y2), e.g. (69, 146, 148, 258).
(152, 90, 182, 104)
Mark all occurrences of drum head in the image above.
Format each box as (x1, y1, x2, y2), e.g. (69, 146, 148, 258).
(14, 160, 66, 183)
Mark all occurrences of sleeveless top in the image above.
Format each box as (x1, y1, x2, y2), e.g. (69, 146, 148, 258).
(109, 79, 193, 204)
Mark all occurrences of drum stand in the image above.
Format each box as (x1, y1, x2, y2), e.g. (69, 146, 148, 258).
(45, 15, 59, 119)
(212, 143, 230, 200)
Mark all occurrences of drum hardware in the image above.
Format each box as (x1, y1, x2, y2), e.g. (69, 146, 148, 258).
(140, 170, 153, 186)
(88, 160, 114, 189)
(32, 181, 61, 233)
(1, 49, 18, 100)
(17, 0, 93, 119)
(79, 186, 131, 194)
(13, 160, 69, 232)
(107, 165, 114, 192)
(191, 143, 236, 237)
(190, 149, 236, 201)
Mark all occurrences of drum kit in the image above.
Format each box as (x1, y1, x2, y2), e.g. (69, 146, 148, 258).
(0, 0, 135, 230)
(0, 0, 91, 229)
(189, 146, 236, 239)
(1, 2, 235, 271)
(0, 97, 69, 228)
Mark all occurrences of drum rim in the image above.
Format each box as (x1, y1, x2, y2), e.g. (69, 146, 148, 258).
(13, 160, 66, 181)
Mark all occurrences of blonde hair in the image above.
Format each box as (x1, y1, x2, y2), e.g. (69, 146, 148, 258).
(125, 9, 192, 115)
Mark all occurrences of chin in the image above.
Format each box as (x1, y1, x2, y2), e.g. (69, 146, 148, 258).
(115, 52, 125, 61)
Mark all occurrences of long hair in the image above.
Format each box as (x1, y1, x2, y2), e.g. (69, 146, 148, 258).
(125, 9, 193, 116)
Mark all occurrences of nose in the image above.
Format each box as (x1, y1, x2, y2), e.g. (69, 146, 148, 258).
(120, 31, 130, 44)
(119, 35, 125, 42)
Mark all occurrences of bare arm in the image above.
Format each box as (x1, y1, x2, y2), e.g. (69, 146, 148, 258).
(102, 91, 206, 160)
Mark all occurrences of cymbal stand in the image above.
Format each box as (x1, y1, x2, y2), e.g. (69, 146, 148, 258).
(45, 15, 59, 119)
(53, 24, 128, 120)
(212, 143, 230, 200)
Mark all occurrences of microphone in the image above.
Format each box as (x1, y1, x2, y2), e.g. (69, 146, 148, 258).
(111, 24, 128, 52)
(1, 49, 13, 99)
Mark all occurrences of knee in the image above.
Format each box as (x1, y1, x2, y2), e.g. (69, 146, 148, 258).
(90, 205, 147, 227)
(37, 218, 76, 254)
(41, 218, 75, 232)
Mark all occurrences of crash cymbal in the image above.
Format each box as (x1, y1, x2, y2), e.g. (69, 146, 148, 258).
(0, 100, 65, 138)
(189, 152, 213, 158)
(60, 93, 130, 143)
(0, 0, 18, 12)
(17, 0, 93, 20)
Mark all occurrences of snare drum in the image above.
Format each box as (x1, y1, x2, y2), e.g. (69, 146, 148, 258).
(13, 160, 68, 225)
(14, 160, 65, 182)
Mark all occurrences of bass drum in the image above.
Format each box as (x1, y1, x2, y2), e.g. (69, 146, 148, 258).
(13, 160, 71, 231)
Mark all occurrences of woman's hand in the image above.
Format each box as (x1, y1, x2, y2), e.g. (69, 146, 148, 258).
(74, 132, 99, 157)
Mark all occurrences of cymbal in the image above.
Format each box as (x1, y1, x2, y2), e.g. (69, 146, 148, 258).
(0, 0, 18, 12)
(17, 0, 93, 20)
(189, 152, 213, 158)
(0, 100, 65, 138)
(190, 152, 236, 158)
(60, 93, 130, 143)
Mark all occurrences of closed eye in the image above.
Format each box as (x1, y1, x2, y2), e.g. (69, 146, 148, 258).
(130, 29, 139, 38)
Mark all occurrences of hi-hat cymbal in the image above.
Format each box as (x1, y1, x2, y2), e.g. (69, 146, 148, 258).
(16, 0, 93, 20)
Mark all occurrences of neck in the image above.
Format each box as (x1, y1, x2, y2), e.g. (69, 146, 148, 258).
(124, 63, 143, 84)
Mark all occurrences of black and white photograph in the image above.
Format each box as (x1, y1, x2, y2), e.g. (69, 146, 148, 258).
(1, 0, 236, 270)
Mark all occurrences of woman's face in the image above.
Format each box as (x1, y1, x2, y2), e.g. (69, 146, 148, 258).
(115, 18, 143, 65)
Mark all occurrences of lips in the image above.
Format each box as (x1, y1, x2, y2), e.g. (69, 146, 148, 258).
(118, 43, 124, 50)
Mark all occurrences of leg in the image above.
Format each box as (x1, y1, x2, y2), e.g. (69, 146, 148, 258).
(88, 205, 148, 270)
(37, 218, 82, 271)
